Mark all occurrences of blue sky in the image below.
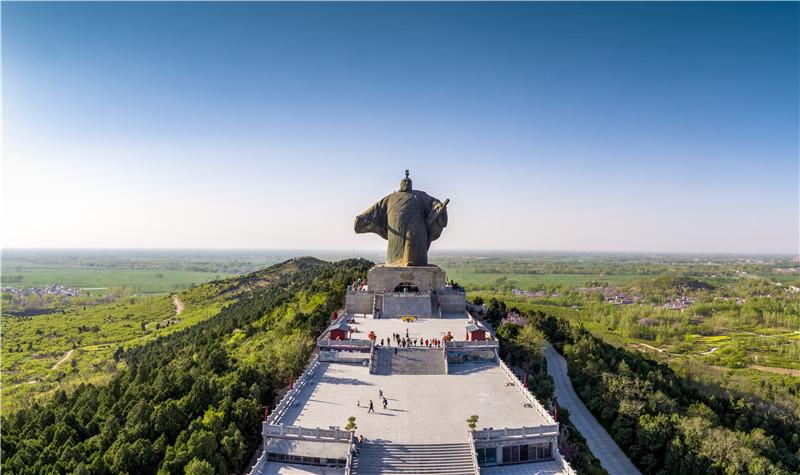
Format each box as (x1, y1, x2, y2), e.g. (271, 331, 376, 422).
(3, 2, 798, 253)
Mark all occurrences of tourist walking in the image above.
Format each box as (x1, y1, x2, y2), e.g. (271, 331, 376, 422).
(383, 398, 388, 409)
(368, 400, 375, 413)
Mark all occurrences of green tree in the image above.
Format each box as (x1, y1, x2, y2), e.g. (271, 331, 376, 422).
(184, 458, 214, 475)
(466, 415, 479, 430)
(345, 416, 357, 432)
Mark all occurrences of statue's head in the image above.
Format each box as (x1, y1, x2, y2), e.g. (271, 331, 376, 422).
(400, 169, 412, 192)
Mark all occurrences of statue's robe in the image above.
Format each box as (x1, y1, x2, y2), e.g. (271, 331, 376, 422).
(355, 190, 447, 266)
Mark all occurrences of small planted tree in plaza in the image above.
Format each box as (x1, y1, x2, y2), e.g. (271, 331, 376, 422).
(466, 415, 479, 430)
(345, 416, 357, 432)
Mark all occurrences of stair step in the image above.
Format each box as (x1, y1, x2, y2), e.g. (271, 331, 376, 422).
(352, 442, 476, 475)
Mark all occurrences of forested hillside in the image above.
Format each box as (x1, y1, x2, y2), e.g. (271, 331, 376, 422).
(485, 299, 800, 475)
(1, 257, 372, 475)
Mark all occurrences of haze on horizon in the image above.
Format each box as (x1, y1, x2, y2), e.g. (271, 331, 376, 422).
(2, 2, 798, 254)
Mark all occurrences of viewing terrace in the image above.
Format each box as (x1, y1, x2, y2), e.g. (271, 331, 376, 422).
(251, 312, 571, 475)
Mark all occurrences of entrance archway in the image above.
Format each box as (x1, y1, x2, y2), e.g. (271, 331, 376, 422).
(393, 282, 419, 293)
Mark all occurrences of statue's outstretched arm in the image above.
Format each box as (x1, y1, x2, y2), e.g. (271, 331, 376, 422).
(354, 200, 389, 240)
(427, 198, 448, 246)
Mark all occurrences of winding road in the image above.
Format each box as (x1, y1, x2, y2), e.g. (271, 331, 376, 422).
(544, 343, 641, 475)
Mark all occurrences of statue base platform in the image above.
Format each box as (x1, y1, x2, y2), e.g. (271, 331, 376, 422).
(345, 265, 465, 319)
(367, 264, 445, 294)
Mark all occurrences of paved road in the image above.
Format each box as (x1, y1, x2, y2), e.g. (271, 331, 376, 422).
(544, 344, 641, 475)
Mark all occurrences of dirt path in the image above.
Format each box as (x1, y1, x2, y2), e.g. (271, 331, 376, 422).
(173, 295, 184, 315)
(638, 343, 667, 354)
(749, 364, 800, 377)
(51, 349, 73, 370)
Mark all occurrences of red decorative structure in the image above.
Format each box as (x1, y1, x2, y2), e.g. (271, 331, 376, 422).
(465, 322, 487, 341)
(329, 321, 351, 340)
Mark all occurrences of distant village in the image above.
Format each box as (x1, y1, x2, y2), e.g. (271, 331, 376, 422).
(511, 287, 698, 310)
(1, 284, 82, 298)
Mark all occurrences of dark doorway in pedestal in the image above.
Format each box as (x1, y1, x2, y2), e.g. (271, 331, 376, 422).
(394, 282, 419, 293)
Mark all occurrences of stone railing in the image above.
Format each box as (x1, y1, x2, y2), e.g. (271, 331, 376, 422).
(267, 354, 320, 425)
(263, 424, 351, 441)
(245, 449, 267, 475)
(445, 340, 499, 349)
(497, 358, 555, 425)
(467, 430, 481, 474)
(344, 432, 355, 475)
(317, 339, 373, 351)
(556, 451, 579, 475)
(472, 425, 559, 441)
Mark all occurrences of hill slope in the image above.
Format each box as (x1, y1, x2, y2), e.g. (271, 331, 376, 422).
(1, 257, 372, 475)
(1, 256, 327, 414)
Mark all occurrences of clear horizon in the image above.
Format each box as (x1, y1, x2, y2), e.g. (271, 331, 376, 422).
(3, 2, 798, 254)
(2, 247, 796, 258)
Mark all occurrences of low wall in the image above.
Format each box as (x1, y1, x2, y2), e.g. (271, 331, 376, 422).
(264, 424, 351, 440)
(262, 425, 351, 468)
(345, 291, 373, 315)
(446, 348, 497, 364)
(382, 293, 433, 318)
(319, 350, 370, 364)
(438, 290, 466, 314)
(473, 425, 559, 443)
(445, 340, 499, 364)
(317, 339, 373, 352)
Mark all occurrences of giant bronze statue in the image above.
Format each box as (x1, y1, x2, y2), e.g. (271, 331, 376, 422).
(355, 171, 448, 266)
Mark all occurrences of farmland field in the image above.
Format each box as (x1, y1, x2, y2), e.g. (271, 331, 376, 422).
(0, 265, 230, 293)
(441, 271, 639, 290)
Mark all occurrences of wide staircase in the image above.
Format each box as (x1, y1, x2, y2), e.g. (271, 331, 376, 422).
(351, 442, 476, 475)
(371, 348, 446, 375)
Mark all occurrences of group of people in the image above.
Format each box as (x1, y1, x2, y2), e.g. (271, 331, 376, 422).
(351, 434, 366, 456)
(348, 278, 368, 292)
(358, 389, 390, 414)
(377, 333, 445, 349)
(446, 279, 464, 292)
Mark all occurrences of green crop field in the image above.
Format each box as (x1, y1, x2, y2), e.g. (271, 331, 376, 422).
(442, 271, 639, 290)
(1, 265, 231, 293)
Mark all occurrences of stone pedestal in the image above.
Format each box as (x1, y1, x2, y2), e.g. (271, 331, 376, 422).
(345, 264, 465, 318)
(367, 265, 445, 294)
